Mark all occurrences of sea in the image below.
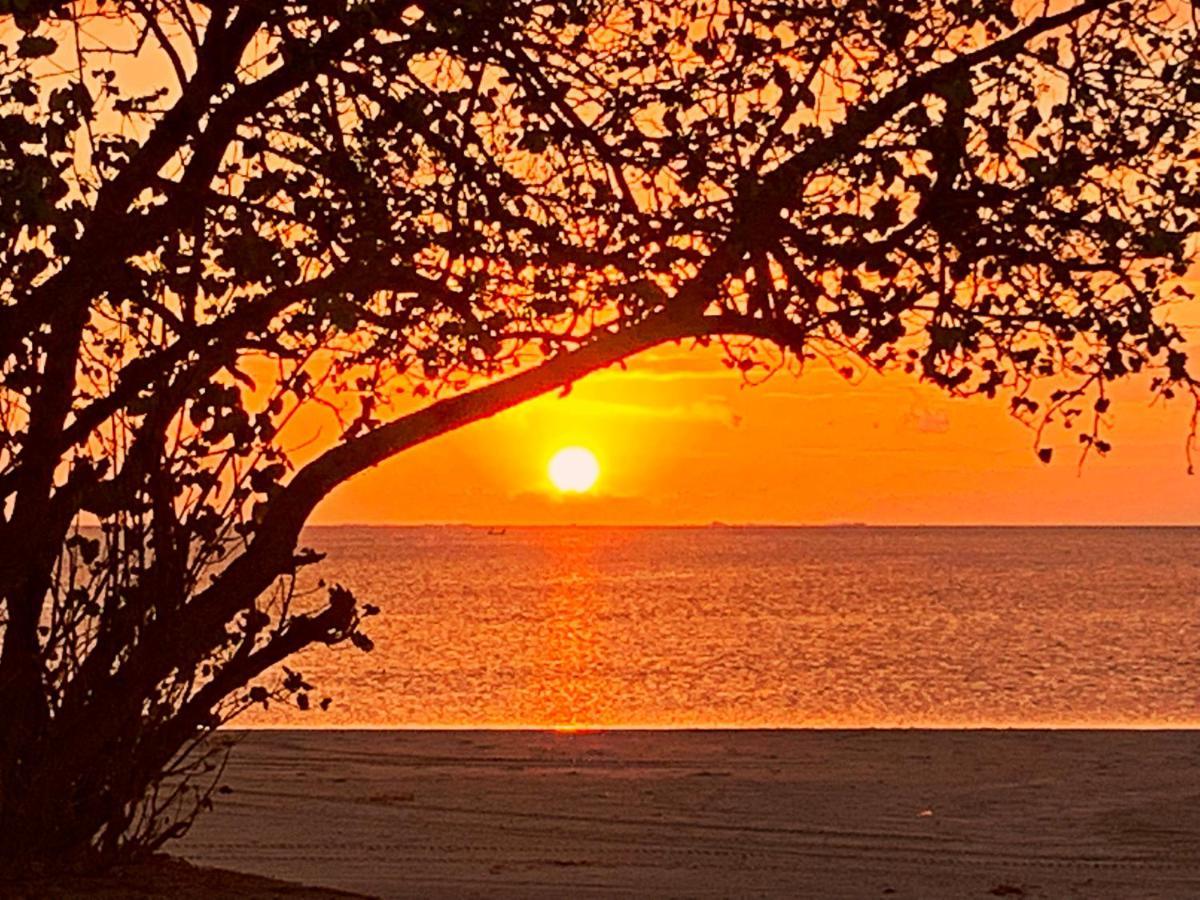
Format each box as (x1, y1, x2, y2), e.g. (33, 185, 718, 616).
(249, 525, 1200, 729)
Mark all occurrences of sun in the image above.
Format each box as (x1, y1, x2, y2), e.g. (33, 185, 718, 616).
(548, 447, 600, 493)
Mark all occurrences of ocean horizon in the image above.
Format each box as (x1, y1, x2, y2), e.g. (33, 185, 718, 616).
(302, 522, 1200, 528)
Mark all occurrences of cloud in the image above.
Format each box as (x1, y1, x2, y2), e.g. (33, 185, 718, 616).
(588, 366, 733, 384)
(586, 347, 735, 384)
(503, 489, 669, 523)
(548, 396, 737, 425)
(903, 394, 951, 434)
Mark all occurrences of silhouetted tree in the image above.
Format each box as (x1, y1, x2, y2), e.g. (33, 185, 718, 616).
(0, 0, 1196, 866)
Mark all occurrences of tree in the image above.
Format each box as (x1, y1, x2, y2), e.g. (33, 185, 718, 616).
(0, 0, 1196, 867)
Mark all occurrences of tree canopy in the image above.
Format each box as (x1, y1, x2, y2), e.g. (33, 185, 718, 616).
(0, 0, 1196, 864)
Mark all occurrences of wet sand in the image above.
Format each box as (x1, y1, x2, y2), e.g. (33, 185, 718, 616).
(178, 729, 1200, 898)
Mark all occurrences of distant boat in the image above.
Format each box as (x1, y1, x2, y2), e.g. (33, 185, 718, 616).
(486, 527, 507, 536)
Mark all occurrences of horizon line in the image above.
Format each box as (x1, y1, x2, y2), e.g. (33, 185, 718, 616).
(302, 521, 1200, 529)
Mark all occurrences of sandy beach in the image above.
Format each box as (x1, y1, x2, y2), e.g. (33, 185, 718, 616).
(171, 729, 1200, 898)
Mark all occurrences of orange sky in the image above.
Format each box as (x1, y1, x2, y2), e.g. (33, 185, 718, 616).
(41, 8, 1194, 529)
(309, 335, 1200, 526)
(292, 11, 1200, 530)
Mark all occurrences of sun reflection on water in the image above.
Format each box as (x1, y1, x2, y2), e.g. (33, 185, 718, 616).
(531, 533, 606, 731)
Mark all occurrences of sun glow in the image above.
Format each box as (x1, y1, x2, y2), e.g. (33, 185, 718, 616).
(548, 447, 600, 493)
